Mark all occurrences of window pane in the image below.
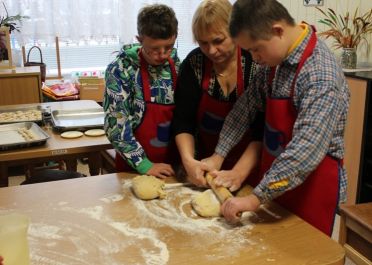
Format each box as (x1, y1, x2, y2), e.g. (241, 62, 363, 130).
(24, 39, 121, 77)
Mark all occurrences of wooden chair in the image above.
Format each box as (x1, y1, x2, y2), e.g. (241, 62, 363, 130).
(100, 149, 117, 174)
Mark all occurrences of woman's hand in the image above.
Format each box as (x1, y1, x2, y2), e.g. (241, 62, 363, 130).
(220, 194, 261, 223)
(146, 163, 175, 179)
(210, 169, 245, 192)
(201, 153, 224, 172)
(183, 158, 210, 187)
(182, 153, 224, 187)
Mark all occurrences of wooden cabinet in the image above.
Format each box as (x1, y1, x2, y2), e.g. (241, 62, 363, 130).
(0, 66, 42, 105)
(339, 203, 372, 265)
(344, 74, 372, 204)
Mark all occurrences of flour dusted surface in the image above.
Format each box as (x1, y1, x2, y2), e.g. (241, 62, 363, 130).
(0, 179, 279, 265)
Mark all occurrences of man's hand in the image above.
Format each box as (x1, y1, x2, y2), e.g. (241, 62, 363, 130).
(220, 194, 261, 223)
(146, 163, 175, 179)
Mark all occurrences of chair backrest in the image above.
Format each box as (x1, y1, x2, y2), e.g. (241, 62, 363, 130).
(21, 169, 85, 185)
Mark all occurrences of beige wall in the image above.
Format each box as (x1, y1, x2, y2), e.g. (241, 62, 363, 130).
(278, 0, 372, 66)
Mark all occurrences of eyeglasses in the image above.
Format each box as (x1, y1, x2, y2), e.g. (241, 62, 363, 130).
(142, 45, 174, 56)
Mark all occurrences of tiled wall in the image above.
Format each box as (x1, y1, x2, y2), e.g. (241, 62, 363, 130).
(279, 0, 372, 66)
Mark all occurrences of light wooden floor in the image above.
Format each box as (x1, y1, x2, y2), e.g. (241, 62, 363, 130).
(7, 162, 356, 265)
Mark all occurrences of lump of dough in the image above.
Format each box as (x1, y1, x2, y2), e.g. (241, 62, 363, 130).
(191, 189, 221, 217)
(131, 175, 166, 200)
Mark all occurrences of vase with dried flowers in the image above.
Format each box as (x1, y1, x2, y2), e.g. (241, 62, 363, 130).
(316, 7, 372, 69)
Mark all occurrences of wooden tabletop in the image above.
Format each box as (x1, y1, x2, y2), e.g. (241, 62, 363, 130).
(0, 173, 345, 265)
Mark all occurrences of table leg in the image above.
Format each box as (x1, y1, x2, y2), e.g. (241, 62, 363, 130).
(0, 163, 9, 187)
(64, 159, 78, 172)
(88, 153, 102, 176)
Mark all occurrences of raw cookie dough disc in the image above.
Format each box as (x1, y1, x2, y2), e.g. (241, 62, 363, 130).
(131, 175, 166, 200)
(61, 131, 84, 139)
(84, 129, 105, 136)
(191, 189, 221, 217)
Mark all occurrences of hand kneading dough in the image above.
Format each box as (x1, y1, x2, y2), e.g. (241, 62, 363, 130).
(131, 175, 166, 200)
(192, 189, 221, 217)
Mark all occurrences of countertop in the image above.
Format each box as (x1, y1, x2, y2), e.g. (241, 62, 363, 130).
(344, 70, 372, 81)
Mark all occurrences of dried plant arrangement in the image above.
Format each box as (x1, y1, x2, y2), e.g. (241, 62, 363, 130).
(316, 7, 372, 50)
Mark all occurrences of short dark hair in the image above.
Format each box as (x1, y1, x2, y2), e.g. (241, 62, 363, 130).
(230, 0, 295, 40)
(137, 4, 178, 39)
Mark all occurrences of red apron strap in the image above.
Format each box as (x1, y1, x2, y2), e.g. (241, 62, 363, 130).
(168, 57, 178, 91)
(289, 28, 317, 98)
(236, 47, 244, 96)
(139, 49, 151, 102)
(268, 67, 276, 85)
(202, 56, 212, 92)
(268, 27, 317, 95)
(139, 48, 178, 101)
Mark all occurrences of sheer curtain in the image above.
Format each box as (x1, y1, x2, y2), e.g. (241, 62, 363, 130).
(2, 0, 203, 59)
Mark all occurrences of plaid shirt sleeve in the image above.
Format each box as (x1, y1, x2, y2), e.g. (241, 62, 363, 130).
(215, 66, 266, 156)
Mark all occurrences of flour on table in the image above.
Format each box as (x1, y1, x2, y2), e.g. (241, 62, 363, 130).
(110, 222, 169, 265)
(126, 183, 261, 259)
(28, 223, 62, 240)
(100, 194, 124, 203)
(26, 205, 169, 265)
(74, 205, 104, 220)
(1, 180, 275, 264)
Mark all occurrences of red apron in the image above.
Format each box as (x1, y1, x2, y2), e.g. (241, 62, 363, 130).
(197, 49, 252, 169)
(115, 49, 178, 172)
(253, 29, 340, 235)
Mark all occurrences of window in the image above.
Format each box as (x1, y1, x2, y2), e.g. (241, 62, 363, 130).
(7, 0, 201, 77)
(24, 38, 121, 77)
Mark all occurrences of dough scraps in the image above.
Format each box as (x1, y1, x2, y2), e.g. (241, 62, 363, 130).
(131, 175, 166, 200)
(191, 189, 221, 217)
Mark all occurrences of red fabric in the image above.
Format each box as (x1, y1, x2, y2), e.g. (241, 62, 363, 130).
(256, 29, 339, 235)
(197, 49, 252, 169)
(116, 50, 177, 172)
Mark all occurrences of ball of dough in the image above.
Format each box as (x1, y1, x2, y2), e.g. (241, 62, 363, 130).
(131, 175, 166, 200)
(191, 189, 221, 217)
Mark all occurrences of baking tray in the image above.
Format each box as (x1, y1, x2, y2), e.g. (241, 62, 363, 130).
(0, 122, 50, 151)
(0, 105, 43, 125)
(51, 107, 104, 132)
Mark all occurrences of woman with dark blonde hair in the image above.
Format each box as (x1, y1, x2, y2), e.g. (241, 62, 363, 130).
(172, 0, 264, 188)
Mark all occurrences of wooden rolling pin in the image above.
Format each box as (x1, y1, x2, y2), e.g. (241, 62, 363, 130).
(206, 173, 243, 218)
(205, 173, 233, 203)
